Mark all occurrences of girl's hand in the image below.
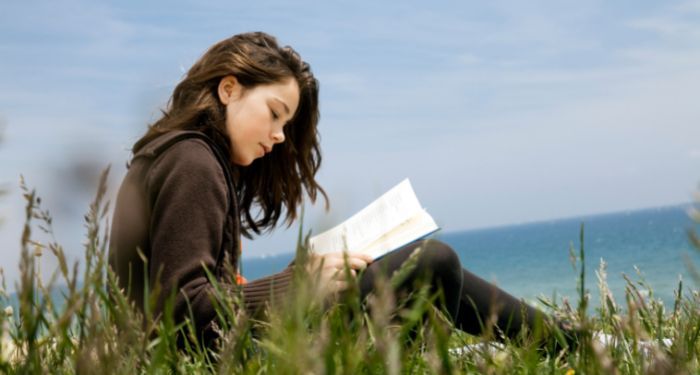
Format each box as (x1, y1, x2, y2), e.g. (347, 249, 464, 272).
(306, 251, 373, 298)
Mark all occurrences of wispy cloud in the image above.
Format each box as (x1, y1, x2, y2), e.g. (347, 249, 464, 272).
(1, 1, 184, 57)
(673, 0, 700, 14)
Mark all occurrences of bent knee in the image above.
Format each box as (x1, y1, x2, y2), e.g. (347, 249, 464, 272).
(414, 239, 461, 275)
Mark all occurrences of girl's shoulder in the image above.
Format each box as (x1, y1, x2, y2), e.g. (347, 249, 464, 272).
(131, 130, 237, 207)
(127, 131, 228, 189)
(133, 130, 220, 163)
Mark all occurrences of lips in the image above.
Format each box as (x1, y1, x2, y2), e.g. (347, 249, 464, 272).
(260, 144, 272, 154)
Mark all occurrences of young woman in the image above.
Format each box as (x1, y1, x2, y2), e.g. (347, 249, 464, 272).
(108, 32, 570, 350)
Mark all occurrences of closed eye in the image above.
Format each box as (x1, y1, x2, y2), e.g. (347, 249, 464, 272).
(270, 108, 279, 121)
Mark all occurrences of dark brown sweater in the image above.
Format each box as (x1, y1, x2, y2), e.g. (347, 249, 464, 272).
(108, 131, 293, 345)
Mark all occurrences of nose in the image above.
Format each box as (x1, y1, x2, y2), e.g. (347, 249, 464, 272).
(271, 129, 285, 144)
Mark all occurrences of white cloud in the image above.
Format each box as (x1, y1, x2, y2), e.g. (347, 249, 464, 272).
(625, 0, 700, 41)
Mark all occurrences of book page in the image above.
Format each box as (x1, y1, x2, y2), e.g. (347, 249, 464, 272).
(358, 209, 438, 259)
(309, 179, 438, 258)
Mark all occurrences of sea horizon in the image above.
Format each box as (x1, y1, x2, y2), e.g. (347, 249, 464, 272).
(243, 201, 694, 260)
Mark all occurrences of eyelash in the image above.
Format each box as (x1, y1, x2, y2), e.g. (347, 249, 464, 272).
(270, 109, 279, 120)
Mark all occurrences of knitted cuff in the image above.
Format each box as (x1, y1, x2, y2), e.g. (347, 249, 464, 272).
(241, 266, 294, 317)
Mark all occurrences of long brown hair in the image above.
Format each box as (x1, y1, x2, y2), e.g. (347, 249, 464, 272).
(134, 32, 327, 236)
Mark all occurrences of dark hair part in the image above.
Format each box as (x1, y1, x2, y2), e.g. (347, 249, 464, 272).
(134, 32, 327, 236)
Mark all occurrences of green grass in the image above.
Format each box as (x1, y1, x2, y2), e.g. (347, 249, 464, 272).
(1, 170, 700, 374)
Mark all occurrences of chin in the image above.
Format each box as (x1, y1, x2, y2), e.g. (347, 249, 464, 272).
(232, 156, 253, 167)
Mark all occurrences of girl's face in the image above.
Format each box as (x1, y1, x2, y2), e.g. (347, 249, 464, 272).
(218, 76, 300, 166)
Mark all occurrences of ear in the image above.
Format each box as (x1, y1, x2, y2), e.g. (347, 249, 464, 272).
(217, 75, 242, 105)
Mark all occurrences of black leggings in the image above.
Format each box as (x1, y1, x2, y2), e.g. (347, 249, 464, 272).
(358, 239, 552, 341)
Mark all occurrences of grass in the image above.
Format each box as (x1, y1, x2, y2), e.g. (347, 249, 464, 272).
(1, 170, 700, 374)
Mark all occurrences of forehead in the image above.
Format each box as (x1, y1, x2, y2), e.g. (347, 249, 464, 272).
(254, 78, 300, 107)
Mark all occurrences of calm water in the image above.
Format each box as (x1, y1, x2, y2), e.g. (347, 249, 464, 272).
(243, 204, 700, 309)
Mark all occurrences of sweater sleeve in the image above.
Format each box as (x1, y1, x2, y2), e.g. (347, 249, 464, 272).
(242, 267, 294, 316)
(146, 139, 293, 343)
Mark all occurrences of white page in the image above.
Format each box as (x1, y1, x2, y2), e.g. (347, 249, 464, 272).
(310, 179, 427, 255)
(358, 209, 438, 259)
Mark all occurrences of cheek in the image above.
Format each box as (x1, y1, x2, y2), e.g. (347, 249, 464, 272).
(232, 113, 264, 147)
(227, 100, 269, 146)
(242, 108, 270, 138)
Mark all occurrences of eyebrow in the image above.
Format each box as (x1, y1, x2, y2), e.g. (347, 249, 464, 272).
(273, 97, 290, 115)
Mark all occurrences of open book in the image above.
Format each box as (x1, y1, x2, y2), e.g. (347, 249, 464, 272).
(309, 179, 439, 260)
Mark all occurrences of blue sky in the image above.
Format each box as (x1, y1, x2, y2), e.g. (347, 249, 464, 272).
(1, 0, 700, 287)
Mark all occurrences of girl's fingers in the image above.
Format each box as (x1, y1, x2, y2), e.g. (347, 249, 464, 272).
(319, 254, 365, 270)
(343, 252, 373, 264)
(332, 268, 356, 279)
(327, 252, 371, 268)
(332, 280, 349, 293)
(345, 256, 371, 270)
(352, 252, 374, 264)
(307, 252, 373, 278)
(308, 254, 340, 271)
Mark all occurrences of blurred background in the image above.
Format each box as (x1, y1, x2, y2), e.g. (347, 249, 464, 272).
(1, 0, 700, 298)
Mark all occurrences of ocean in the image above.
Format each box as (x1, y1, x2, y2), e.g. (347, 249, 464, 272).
(242, 204, 700, 310)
